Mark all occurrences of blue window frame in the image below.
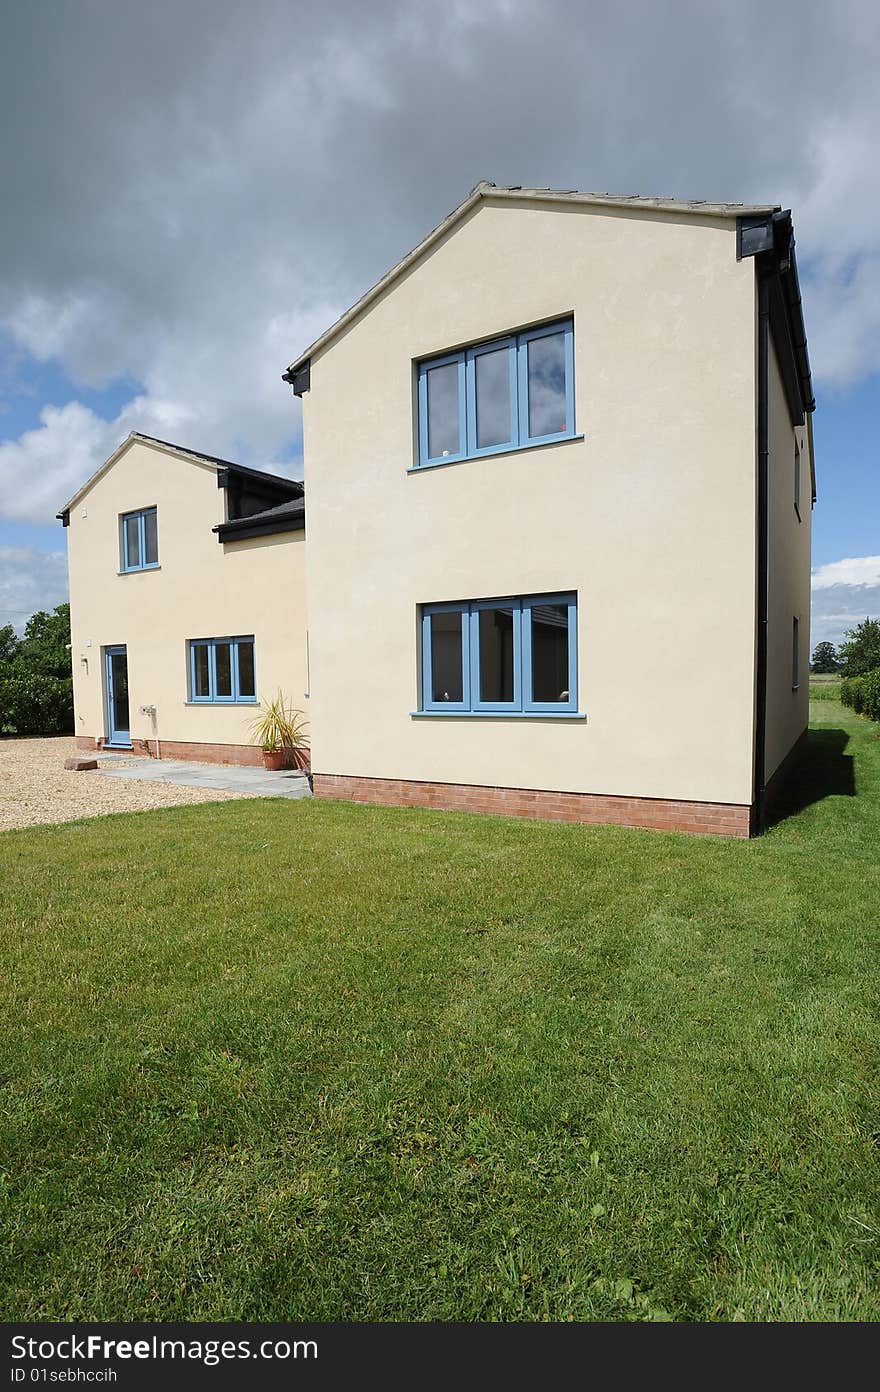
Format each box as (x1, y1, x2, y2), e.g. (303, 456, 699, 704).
(421, 593, 578, 715)
(120, 507, 159, 571)
(416, 318, 575, 467)
(188, 636, 257, 703)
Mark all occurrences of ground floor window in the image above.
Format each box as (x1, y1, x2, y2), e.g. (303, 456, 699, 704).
(420, 594, 577, 714)
(189, 636, 257, 703)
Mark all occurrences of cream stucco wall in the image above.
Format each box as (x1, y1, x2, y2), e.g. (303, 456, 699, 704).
(302, 197, 759, 805)
(764, 338, 812, 780)
(66, 439, 308, 750)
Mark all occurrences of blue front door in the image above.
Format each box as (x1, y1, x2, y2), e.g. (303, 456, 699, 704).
(105, 646, 131, 746)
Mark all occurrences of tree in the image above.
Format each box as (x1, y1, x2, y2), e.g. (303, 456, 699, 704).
(810, 640, 840, 674)
(838, 617, 880, 678)
(0, 624, 18, 665)
(17, 603, 71, 678)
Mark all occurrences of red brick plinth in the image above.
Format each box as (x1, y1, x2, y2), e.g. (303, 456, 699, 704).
(312, 773, 753, 838)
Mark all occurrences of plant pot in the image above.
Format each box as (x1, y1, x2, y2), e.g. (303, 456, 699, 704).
(262, 749, 286, 771)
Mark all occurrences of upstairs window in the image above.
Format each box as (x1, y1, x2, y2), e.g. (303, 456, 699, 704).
(420, 593, 578, 715)
(189, 636, 257, 703)
(120, 507, 159, 572)
(416, 318, 575, 467)
(794, 439, 802, 520)
(792, 616, 800, 690)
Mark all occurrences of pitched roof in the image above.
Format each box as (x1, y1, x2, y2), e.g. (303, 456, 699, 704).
(283, 181, 780, 378)
(57, 431, 300, 517)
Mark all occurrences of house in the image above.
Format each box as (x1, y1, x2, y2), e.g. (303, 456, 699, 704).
(59, 182, 815, 835)
(283, 182, 814, 836)
(57, 433, 308, 764)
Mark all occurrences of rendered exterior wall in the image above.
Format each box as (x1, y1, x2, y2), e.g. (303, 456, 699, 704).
(764, 337, 812, 781)
(66, 439, 308, 755)
(302, 197, 759, 807)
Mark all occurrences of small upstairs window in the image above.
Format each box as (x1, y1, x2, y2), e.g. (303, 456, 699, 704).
(792, 616, 800, 690)
(794, 439, 802, 521)
(416, 318, 575, 468)
(120, 507, 159, 572)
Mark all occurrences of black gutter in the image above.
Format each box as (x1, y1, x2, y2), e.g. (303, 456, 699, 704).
(753, 271, 770, 832)
(282, 360, 310, 396)
(213, 514, 305, 543)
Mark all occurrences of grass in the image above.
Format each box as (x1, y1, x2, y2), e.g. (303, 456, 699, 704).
(808, 675, 843, 701)
(0, 700, 878, 1322)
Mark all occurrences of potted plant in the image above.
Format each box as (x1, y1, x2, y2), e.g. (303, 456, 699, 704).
(248, 692, 309, 771)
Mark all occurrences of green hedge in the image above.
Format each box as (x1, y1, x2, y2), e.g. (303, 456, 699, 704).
(840, 668, 880, 722)
(0, 670, 74, 736)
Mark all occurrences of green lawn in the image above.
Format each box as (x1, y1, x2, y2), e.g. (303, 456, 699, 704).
(1, 700, 878, 1322)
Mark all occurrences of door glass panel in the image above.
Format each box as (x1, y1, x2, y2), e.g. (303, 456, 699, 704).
(237, 641, 255, 699)
(527, 331, 567, 437)
(193, 644, 210, 698)
(478, 606, 515, 703)
(124, 514, 141, 568)
(475, 347, 512, 448)
(530, 603, 569, 702)
(426, 362, 461, 458)
(215, 642, 232, 697)
(143, 510, 158, 565)
(111, 652, 129, 733)
(430, 612, 463, 703)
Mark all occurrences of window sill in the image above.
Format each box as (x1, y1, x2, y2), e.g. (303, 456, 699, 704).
(411, 710, 586, 721)
(118, 565, 161, 575)
(184, 700, 258, 706)
(407, 433, 585, 474)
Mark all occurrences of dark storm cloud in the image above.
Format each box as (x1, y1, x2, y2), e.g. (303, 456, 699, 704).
(1, 0, 878, 526)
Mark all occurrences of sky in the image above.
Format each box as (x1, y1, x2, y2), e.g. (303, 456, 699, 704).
(1, 0, 878, 647)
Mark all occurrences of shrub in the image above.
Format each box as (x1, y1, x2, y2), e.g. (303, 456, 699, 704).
(841, 668, 880, 721)
(0, 669, 74, 736)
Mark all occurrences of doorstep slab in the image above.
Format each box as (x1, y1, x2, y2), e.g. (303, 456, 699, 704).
(97, 757, 311, 799)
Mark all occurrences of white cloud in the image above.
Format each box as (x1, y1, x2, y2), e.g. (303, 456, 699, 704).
(0, 546, 68, 631)
(810, 554, 880, 648)
(811, 555, 880, 590)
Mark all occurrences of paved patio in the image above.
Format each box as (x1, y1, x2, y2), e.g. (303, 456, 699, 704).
(96, 752, 312, 799)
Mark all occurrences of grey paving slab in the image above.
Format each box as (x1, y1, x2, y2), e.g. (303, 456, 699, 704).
(97, 757, 312, 799)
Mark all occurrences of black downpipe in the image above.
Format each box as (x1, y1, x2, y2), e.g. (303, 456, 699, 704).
(753, 273, 770, 831)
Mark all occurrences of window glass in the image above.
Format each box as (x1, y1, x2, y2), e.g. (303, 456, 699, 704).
(193, 645, 210, 698)
(143, 509, 158, 565)
(527, 331, 567, 437)
(475, 347, 512, 448)
(530, 603, 570, 702)
(215, 642, 233, 697)
(478, 606, 515, 703)
(430, 612, 463, 703)
(237, 640, 256, 699)
(427, 362, 461, 458)
(125, 514, 141, 568)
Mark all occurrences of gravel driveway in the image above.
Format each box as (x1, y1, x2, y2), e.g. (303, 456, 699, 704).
(0, 737, 247, 831)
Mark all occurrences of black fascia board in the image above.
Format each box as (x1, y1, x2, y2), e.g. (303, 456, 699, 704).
(216, 463, 303, 498)
(57, 509, 70, 527)
(737, 209, 815, 426)
(213, 513, 305, 543)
